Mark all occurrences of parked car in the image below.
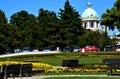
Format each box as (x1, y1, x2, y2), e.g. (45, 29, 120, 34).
(104, 45, 116, 51)
(14, 47, 21, 53)
(5, 48, 12, 54)
(78, 45, 99, 52)
(43, 47, 51, 52)
(96, 46, 102, 51)
(73, 47, 80, 52)
(22, 47, 30, 52)
(63, 47, 71, 52)
(32, 47, 39, 52)
(115, 45, 120, 51)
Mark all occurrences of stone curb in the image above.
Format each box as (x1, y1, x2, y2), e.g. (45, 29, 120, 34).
(8, 75, 120, 79)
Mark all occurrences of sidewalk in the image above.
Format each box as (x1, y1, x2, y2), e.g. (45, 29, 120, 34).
(0, 51, 61, 58)
(8, 75, 120, 79)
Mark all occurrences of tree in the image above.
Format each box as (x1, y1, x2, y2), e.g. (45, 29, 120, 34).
(0, 10, 8, 54)
(99, 31, 111, 50)
(58, 0, 82, 48)
(10, 10, 38, 48)
(78, 29, 101, 47)
(101, 0, 120, 31)
(5, 24, 21, 52)
(38, 8, 60, 49)
(101, 8, 116, 31)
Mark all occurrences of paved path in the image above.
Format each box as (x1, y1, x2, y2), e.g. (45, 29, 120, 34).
(8, 75, 120, 79)
(0, 51, 61, 58)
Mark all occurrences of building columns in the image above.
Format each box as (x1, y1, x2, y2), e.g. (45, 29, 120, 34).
(87, 21, 90, 28)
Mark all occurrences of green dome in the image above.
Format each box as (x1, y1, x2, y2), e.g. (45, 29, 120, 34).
(81, 3, 99, 19)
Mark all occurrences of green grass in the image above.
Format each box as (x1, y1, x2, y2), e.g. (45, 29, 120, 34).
(36, 72, 120, 79)
(1, 51, 120, 78)
(0, 52, 119, 66)
(36, 72, 107, 75)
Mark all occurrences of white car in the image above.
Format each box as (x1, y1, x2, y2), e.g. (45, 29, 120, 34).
(116, 45, 120, 51)
(32, 47, 39, 52)
(73, 47, 80, 52)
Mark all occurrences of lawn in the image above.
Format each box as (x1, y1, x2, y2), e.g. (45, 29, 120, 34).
(0, 51, 119, 66)
(0, 51, 120, 78)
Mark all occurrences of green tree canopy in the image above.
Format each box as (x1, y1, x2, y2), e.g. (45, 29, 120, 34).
(10, 10, 37, 48)
(0, 10, 8, 54)
(101, 0, 120, 31)
(5, 24, 21, 52)
(0, 1, 113, 53)
(58, 0, 83, 48)
(38, 8, 60, 49)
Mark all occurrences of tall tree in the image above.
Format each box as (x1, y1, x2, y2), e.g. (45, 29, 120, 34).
(101, 0, 120, 31)
(99, 31, 111, 49)
(114, 0, 120, 30)
(10, 10, 38, 48)
(0, 10, 8, 54)
(5, 24, 21, 52)
(58, 0, 82, 48)
(78, 29, 101, 47)
(38, 8, 60, 49)
(101, 8, 115, 31)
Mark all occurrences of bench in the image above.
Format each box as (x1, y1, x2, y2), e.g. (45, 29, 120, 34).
(62, 60, 78, 67)
(21, 64, 32, 77)
(103, 58, 120, 75)
(1, 64, 32, 79)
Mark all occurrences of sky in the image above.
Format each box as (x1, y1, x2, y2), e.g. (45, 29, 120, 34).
(0, 0, 117, 36)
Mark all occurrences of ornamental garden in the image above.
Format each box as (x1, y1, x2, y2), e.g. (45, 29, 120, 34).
(0, 52, 120, 74)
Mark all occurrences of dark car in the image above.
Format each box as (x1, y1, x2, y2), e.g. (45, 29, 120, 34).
(43, 47, 51, 51)
(22, 47, 30, 52)
(104, 45, 116, 51)
(5, 49, 12, 54)
(63, 47, 71, 52)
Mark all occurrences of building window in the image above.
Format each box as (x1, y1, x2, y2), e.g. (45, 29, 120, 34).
(89, 21, 93, 28)
(84, 22, 86, 28)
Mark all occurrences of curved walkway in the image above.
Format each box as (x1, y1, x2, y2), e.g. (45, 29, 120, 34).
(8, 75, 120, 79)
(0, 51, 61, 58)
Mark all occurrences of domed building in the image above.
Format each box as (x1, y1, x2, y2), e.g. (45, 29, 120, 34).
(81, 3, 100, 31)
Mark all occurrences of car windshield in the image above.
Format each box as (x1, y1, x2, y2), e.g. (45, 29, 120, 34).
(74, 47, 80, 49)
(23, 47, 29, 50)
(33, 47, 39, 50)
(105, 45, 112, 48)
(43, 47, 51, 50)
(65, 47, 70, 50)
(22, 47, 30, 51)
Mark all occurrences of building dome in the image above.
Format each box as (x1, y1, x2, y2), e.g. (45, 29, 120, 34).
(81, 3, 99, 19)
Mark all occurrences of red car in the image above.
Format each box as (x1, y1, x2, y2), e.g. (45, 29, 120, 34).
(78, 46, 99, 52)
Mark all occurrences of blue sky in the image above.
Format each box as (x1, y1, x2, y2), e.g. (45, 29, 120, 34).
(0, 0, 117, 35)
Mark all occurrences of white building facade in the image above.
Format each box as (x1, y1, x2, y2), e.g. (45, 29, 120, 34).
(81, 3, 100, 31)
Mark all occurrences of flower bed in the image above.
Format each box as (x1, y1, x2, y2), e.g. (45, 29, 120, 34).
(1, 52, 120, 74)
(1, 61, 120, 74)
(0, 61, 54, 69)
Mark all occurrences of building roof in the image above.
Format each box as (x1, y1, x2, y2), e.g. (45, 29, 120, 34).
(81, 3, 99, 19)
